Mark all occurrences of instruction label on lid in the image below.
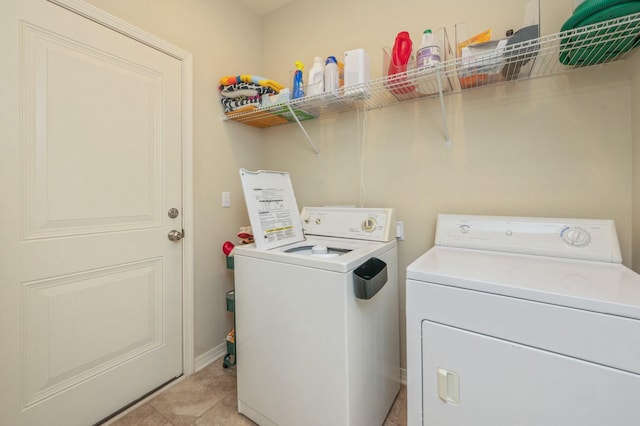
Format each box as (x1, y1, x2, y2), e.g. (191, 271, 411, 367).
(239, 169, 304, 250)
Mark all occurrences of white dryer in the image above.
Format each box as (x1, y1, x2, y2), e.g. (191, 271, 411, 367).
(234, 170, 400, 426)
(406, 214, 640, 426)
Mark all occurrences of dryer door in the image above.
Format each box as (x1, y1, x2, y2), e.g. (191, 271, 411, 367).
(421, 320, 640, 426)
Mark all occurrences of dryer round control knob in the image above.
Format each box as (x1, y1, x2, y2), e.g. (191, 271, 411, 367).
(362, 217, 377, 232)
(459, 225, 470, 234)
(561, 226, 591, 247)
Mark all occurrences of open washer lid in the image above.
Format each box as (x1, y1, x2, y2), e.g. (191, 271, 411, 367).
(239, 169, 304, 250)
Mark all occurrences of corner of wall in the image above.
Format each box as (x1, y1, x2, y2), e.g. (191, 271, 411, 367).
(632, 50, 640, 272)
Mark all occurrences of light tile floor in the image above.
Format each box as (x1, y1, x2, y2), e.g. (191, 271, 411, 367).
(106, 356, 407, 426)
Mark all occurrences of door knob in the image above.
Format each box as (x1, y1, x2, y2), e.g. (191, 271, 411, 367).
(168, 229, 184, 241)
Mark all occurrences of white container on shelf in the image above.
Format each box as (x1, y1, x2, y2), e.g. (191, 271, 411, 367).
(344, 48, 370, 98)
(416, 29, 441, 69)
(324, 56, 339, 94)
(306, 56, 324, 96)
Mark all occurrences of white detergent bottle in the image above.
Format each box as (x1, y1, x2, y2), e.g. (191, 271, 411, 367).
(307, 56, 325, 96)
(416, 29, 441, 69)
(324, 56, 339, 94)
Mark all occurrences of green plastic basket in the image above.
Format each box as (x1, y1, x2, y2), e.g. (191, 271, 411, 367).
(559, 0, 640, 66)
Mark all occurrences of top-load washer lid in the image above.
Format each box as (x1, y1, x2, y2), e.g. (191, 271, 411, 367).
(239, 169, 304, 250)
(233, 203, 398, 271)
(234, 235, 397, 273)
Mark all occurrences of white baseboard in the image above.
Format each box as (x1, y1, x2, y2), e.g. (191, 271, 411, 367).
(194, 342, 227, 372)
(400, 367, 407, 386)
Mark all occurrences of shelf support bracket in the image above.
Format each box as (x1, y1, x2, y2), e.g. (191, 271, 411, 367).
(435, 67, 451, 148)
(286, 104, 320, 157)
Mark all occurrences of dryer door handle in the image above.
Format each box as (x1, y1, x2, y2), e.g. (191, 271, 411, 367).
(437, 368, 460, 404)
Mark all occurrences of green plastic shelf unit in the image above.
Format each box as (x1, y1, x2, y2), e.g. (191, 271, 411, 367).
(226, 339, 236, 356)
(226, 290, 235, 313)
(223, 289, 236, 368)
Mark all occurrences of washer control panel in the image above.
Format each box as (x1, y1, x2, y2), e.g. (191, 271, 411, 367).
(436, 214, 622, 263)
(301, 207, 396, 242)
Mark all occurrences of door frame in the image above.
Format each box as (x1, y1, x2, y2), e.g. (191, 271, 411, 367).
(48, 0, 195, 374)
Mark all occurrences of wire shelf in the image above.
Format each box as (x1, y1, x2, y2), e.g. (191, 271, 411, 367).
(223, 12, 640, 128)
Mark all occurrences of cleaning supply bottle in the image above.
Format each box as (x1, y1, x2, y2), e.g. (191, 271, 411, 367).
(307, 56, 325, 96)
(388, 31, 413, 76)
(324, 56, 339, 94)
(416, 29, 441, 69)
(292, 60, 304, 99)
(387, 31, 414, 95)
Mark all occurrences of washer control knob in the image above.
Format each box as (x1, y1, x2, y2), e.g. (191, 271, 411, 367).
(561, 226, 591, 247)
(362, 217, 377, 232)
(459, 224, 470, 234)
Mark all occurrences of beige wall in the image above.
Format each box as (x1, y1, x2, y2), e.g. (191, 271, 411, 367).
(260, 0, 636, 369)
(86, 0, 639, 371)
(85, 0, 266, 358)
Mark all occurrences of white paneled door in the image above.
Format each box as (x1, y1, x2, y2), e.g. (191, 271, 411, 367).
(0, 1, 186, 424)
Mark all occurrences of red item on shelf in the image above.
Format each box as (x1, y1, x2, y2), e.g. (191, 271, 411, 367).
(389, 31, 412, 75)
(387, 31, 416, 95)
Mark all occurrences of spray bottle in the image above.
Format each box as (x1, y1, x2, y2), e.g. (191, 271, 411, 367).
(292, 60, 305, 99)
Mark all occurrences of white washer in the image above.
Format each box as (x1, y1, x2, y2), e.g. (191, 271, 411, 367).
(235, 170, 400, 426)
(406, 214, 640, 426)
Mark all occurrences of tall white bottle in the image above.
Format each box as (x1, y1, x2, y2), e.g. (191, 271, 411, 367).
(343, 48, 370, 98)
(307, 56, 325, 96)
(324, 56, 339, 94)
(416, 29, 441, 69)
